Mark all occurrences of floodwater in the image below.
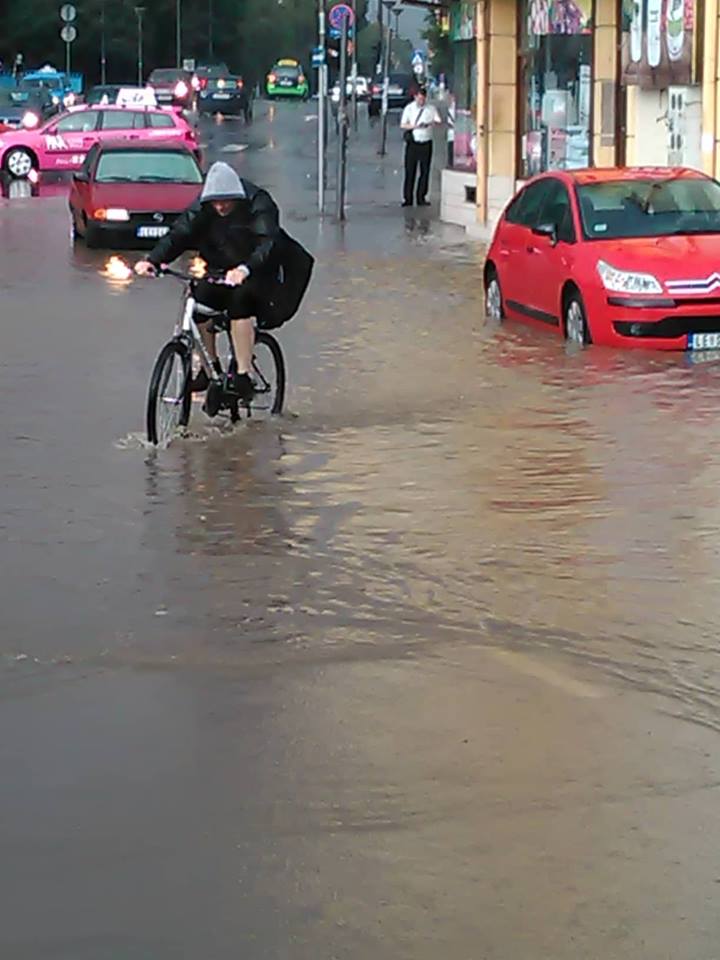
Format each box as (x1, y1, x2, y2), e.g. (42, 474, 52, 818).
(2, 101, 720, 958)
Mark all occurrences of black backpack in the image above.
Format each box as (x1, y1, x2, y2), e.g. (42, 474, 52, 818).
(258, 230, 315, 330)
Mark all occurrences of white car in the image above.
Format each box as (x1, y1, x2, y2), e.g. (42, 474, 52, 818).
(330, 76, 370, 103)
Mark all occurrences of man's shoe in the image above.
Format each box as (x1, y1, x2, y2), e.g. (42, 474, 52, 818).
(225, 371, 255, 403)
(401, 200, 413, 207)
(416, 199, 431, 207)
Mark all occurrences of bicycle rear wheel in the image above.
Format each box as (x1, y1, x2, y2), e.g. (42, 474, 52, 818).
(146, 340, 191, 445)
(250, 331, 286, 416)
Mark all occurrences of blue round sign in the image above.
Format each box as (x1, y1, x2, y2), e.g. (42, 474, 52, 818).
(328, 3, 354, 30)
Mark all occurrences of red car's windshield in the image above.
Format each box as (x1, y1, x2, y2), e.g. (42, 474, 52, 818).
(578, 177, 720, 240)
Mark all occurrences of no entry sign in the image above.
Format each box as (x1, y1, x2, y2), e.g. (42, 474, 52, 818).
(328, 3, 355, 30)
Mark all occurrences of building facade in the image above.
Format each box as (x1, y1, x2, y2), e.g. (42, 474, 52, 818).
(438, 0, 711, 235)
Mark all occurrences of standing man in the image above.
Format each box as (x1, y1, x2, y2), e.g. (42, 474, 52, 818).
(400, 87, 442, 208)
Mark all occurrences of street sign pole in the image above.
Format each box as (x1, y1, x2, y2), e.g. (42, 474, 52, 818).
(379, 24, 392, 157)
(350, 0, 358, 131)
(318, 0, 326, 214)
(336, 13, 349, 222)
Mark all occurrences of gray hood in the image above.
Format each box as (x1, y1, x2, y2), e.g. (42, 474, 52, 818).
(200, 161, 247, 203)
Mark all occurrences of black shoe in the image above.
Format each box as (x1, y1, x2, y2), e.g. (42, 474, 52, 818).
(401, 200, 413, 207)
(225, 371, 255, 402)
(191, 359, 222, 393)
(416, 199, 431, 207)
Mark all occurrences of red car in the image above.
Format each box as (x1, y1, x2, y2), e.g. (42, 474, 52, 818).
(147, 68, 194, 110)
(69, 139, 203, 248)
(485, 167, 720, 351)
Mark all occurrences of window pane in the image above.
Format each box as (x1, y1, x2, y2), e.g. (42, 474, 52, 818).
(149, 112, 175, 128)
(518, 0, 593, 177)
(506, 181, 553, 227)
(56, 110, 99, 132)
(101, 110, 144, 130)
(95, 150, 202, 184)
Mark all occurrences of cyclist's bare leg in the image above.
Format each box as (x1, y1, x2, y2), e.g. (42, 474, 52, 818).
(230, 318, 254, 374)
(199, 323, 218, 363)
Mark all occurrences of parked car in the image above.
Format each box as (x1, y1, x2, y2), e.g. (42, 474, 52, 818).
(368, 73, 415, 117)
(0, 84, 56, 130)
(266, 59, 309, 100)
(0, 103, 199, 180)
(484, 167, 720, 351)
(198, 74, 251, 120)
(69, 139, 203, 248)
(147, 68, 194, 110)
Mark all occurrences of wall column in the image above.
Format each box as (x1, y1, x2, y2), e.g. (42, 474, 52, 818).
(592, 0, 619, 166)
(484, 0, 517, 227)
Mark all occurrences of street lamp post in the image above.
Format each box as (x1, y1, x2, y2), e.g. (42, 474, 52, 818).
(134, 6, 145, 87)
(208, 0, 214, 60)
(100, 0, 107, 84)
(176, 0, 182, 68)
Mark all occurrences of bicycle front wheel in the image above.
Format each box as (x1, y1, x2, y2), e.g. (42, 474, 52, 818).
(146, 340, 191, 445)
(251, 331, 286, 416)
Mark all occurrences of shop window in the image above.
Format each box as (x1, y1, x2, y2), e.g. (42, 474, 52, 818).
(518, 0, 593, 178)
(447, 3, 477, 172)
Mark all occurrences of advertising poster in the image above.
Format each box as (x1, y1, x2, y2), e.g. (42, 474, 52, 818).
(621, 0, 697, 88)
(527, 0, 592, 36)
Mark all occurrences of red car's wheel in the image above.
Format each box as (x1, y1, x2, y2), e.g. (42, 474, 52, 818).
(564, 290, 591, 346)
(485, 268, 504, 321)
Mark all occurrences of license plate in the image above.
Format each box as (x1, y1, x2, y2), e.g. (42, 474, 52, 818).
(280, 79, 293, 86)
(213, 93, 231, 99)
(137, 225, 170, 238)
(688, 332, 720, 350)
(157, 93, 172, 101)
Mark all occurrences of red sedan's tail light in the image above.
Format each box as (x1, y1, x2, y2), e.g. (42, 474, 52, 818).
(236, 78, 244, 89)
(200, 77, 208, 89)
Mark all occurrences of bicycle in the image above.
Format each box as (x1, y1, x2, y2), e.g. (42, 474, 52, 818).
(145, 266, 286, 446)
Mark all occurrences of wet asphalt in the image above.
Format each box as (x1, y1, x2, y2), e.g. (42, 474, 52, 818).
(2, 101, 720, 958)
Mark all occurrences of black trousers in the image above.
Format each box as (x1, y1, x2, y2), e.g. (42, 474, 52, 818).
(403, 140, 433, 205)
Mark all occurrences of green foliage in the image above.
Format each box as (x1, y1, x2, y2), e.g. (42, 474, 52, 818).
(2, 0, 371, 86)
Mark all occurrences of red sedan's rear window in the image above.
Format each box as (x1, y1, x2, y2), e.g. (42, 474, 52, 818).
(578, 177, 720, 240)
(95, 150, 202, 184)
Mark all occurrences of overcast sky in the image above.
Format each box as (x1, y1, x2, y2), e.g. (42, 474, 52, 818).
(366, 0, 428, 47)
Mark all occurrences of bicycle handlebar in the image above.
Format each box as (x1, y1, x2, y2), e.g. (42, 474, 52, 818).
(155, 265, 232, 286)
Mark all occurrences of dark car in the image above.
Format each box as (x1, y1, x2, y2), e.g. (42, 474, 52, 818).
(198, 74, 251, 120)
(147, 68, 194, 109)
(0, 84, 56, 130)
(84, 84, 123, 106)
(368, 72, 415, 117)
(69, 139, 203, 249)
(193, 63, 230, 90)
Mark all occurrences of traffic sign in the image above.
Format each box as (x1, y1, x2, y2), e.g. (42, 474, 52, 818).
(412, 49, 426, 64)
(328, 3, 354, 30)
(312, 46, 325, 68)
(60, 4, 77, 22)
(60, 24, 77, 43)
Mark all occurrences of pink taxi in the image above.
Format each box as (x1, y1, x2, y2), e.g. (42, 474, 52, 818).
(0, 104, 199, 180)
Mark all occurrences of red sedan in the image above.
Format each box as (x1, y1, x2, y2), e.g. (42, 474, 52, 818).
(69, 140, 203, 248)
(485, 167, 720, 351)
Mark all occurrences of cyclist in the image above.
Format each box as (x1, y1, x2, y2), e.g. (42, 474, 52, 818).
(135, 161, 282, 401)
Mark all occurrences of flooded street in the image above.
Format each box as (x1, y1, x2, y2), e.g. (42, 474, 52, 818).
(3, 103, 720, 958)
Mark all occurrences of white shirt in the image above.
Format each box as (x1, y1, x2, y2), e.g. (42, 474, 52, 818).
(401, 102, 441, 144)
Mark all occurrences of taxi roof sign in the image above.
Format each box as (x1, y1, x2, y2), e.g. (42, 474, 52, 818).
(116, 86, 158, 108)
(277, 58, 299, 66)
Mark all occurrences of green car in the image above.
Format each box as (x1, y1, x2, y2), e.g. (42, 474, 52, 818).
(266, 60, 309, 100)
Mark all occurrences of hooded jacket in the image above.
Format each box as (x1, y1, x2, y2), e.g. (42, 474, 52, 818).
(147, 162, 280, 275)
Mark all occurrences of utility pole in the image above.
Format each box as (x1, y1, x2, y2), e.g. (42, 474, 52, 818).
(318, 0, 327, 214)
(379, 22, 392, 156)
(350, 0, 358, 130)
(176, 0, 182, 68)
(134, 6, 145, 86)
(100, 0, 107, 84)
(336, 13, 349, 221)
(208, 0, 214, 59)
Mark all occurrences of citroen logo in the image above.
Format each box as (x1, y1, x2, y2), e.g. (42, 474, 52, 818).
(153, 212, 165, 223)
